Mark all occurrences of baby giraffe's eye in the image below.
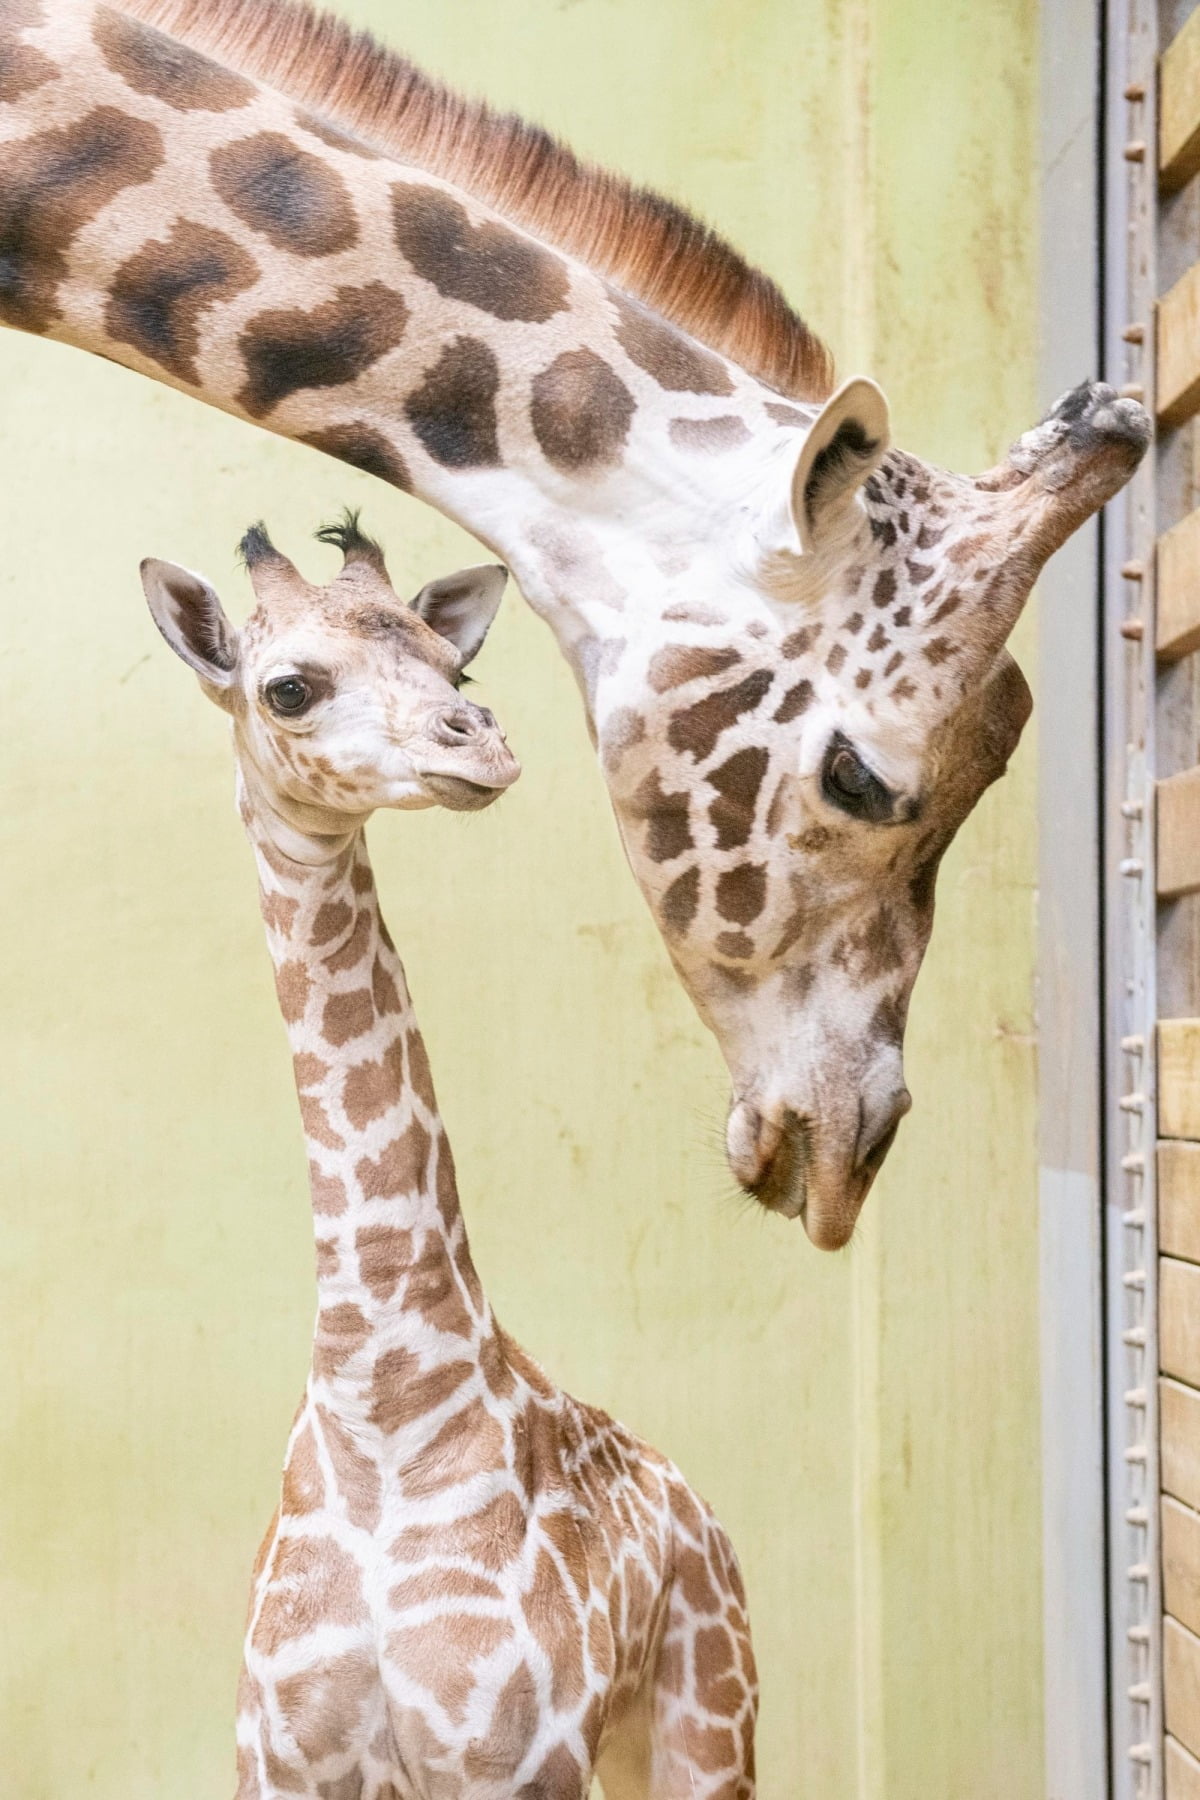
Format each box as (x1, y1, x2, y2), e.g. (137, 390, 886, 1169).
(821, 733, 895, 823)
(264, 675, 313, 717)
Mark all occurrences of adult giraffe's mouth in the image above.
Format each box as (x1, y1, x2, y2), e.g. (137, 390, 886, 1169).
(725, 1098, 898, 1250)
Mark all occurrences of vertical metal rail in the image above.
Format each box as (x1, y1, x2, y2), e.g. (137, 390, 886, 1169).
(1103, 0, 1163, 1794)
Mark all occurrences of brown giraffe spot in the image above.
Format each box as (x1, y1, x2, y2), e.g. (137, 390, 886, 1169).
(310, 900, 354, 947)
(676, 1544, 721, 1613)
(314, 1237, 338, 1281)
(659, 866, 700, 938)
(93, 8, 254, 110)
(325, 908, 374, 974)
(464, 1660, 540, 1780)
(527, 1547, 586, 1710)
(947, 534, 986, 565)
(883, 651, 904, 679)
(309, 1163, 347, 1216)
(892, 604, 912, 627)
(403, 334, 500, 467)
(600, 706, 646, 772)
(211, 132, 359, 256)
(356, 1115, 432, 1201)
(531, 349, 635, 472)
(298, 1094, 344, 1152)
(368, 1346, 473, 1435)
(0, 107, 162, 334)
(716, 930, 755, 959)
(917, 520, 946, 550)
(405, 1030, 438, 1112)
(667, 670, 773, 761)
(845, 611, 864, 635)
(342, 1037, 404, 1130)
(262, 1744, 306, 1794)
(389, 1487, 526, 1572)
(387, 1617, 511, 1723)
(694, 1624, 743, 1714)
(0, 1, 54, 105)
(892, 676, 917, 703)
(389, 1565, 503, 1609)
(316, 1403, 382, 1532)
(632, 768, 693, 864)
(517, 1745, 586, 1799)
(542, 1509, 592, 1602)
(321, 988, 374, 1046)
(923, 636, 955, 665)
(312, 1302, 370, 1380)
(854, 667, 872, 689)
(773, 679, 813, 724)
(782, 626, 816, 658)
(580, 1693, 608, 1758)
(765, 399, 812, 427)
(690, 1723, 740, 1774)
(300, 421, 412, 490)
(716, 864, 766, 925)
(317, 1775, 365, 1800)
(371, 955, 402, 1015)
(906, 559, 937, 585)
(354, 1224, 414, 1303)
(867, 622, 889, 653)
(295, 108, 380, 158)
(260, 889, 300, 936)
(238, 282, 408, 418)
(276, 1650, 376, 1762)
(872, 568, 897, 609)
(405, 1231, 475, 1338)
(612, 292, 734, 395)
(826, 643, 847, 676)
(252, 1535, 367, 1655)
(931, 591, 962, 622)
(293, 1052, 330, 1090)
(668, 415, 752, 453)
(393, 183, 569, 321)
(833, 907, 904, 980)
(281, 1420, 324, 1516)
(647, 644, 741, 692)
(663, 603, 729, 626)
(707, 746, 768, 850)
(404, 1397, 507, 1498)
(235, 1744, 263, 1799)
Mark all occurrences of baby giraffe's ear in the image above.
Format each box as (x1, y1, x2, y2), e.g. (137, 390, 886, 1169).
(409, 563, 508, 668)
(140, 559, 240, 691)
(790, 377, 890, 554)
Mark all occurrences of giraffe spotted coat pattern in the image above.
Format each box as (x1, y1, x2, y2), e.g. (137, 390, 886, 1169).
(140, 523, 758, 1800)
(4, 0, 1152, 1244)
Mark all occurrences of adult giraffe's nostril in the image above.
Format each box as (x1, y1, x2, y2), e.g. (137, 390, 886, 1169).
(855, 1085, 911, 1175)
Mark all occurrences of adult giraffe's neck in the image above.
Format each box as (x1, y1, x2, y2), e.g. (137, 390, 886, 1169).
(8, 2, 792, 630)
(241, 782, 497, 1438)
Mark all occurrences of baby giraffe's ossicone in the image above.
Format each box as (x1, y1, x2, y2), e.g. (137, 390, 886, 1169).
(142, 522, 756, 1799)
(141, 510, 519, 862)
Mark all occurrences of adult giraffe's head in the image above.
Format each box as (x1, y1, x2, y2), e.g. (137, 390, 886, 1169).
(575, 378, 1149, 1249)
(140, 512, 518, 858)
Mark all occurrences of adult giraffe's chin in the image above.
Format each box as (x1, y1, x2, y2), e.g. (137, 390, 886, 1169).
(1, 0, 1151, 1248)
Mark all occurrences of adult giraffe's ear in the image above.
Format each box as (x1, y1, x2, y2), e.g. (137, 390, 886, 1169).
(140, 559, 240, 691)
(791, 378, 891, 553)
(410, 563, 508, 668)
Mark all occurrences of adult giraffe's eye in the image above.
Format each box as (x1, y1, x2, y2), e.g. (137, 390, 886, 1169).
(264, 675, 313, 716)
(821, 733, 894, 822)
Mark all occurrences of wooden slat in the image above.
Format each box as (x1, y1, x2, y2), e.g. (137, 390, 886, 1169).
(1161, 1020, 1200, 1139)
(1163, 1378, 1200, 1510)
(1164, 1496, 1200, 1636)
(1167, 1616, 1200, 1761)
(1162, 6, 1200, 189)
(1158, 510, 1200, 661)
(1159, 771, 1200, 898)
(1169, 1735, 1200, 1800)
(1162, 1141, 1200, 1263)
(1163, 1259, 1200, 1387)
(1158, 265, 1200, 428)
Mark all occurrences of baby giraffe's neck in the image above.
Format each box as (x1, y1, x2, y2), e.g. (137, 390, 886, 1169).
(240, 775, 501, 1450)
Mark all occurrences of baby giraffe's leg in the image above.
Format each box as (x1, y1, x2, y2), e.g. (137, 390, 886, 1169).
(597, 1484, 758, 1800)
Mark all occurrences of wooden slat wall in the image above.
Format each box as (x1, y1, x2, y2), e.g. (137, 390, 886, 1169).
(1156, 16, 1200, 1781)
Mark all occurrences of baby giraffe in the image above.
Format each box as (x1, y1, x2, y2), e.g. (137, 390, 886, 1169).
(141, 516, 757, 1800)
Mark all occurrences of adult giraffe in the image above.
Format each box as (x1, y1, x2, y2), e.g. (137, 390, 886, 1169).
(0, 0, 1150, 1246)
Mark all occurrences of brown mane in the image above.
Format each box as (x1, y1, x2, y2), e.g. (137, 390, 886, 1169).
(121, 0, 835, 402)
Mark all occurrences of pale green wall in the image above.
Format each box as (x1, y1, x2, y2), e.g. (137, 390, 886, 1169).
(0, 2, 1041, 1794)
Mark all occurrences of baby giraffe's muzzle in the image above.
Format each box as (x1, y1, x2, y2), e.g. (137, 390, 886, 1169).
(417, 701, 520, 810)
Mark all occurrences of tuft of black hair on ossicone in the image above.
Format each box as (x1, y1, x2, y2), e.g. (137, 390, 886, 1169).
(315, 506, 387, 569)
(237, 521, 279, 567)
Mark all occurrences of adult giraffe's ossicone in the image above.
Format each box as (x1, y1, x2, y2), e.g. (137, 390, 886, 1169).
(0, 0, 1151, 1247)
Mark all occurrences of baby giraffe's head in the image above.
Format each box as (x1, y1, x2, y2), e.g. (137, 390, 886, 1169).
(140, 512, 518, 848)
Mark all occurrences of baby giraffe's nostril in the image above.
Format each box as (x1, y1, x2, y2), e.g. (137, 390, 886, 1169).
(433, 707, 480, 745)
